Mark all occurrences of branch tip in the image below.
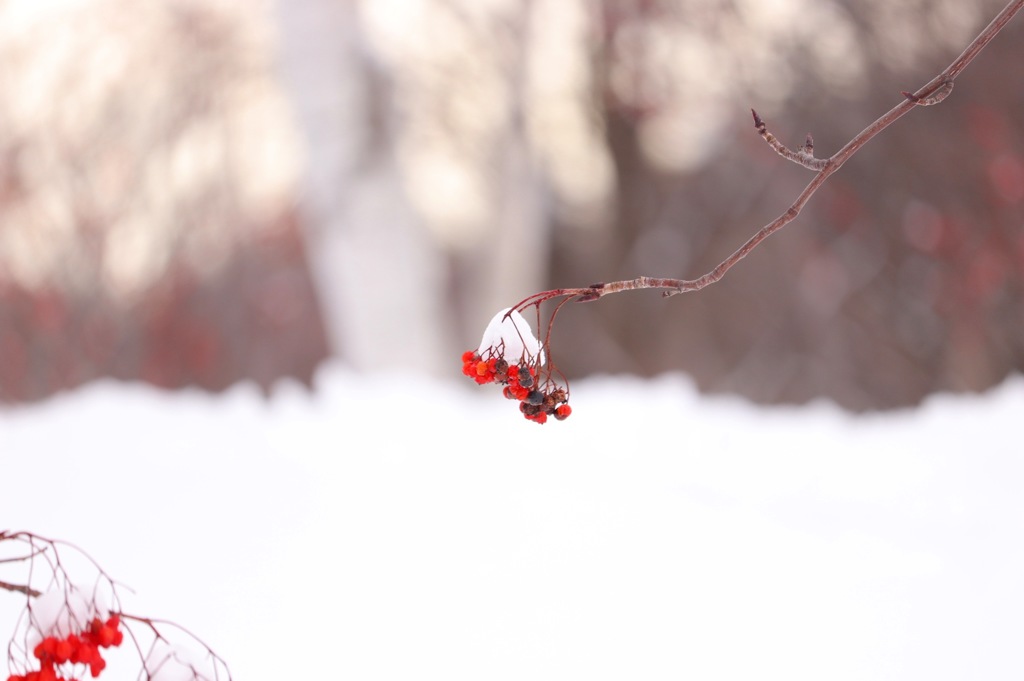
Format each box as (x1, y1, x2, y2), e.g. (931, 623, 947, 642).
(751, 108, 765, 131)
(753, 111, 828, 171)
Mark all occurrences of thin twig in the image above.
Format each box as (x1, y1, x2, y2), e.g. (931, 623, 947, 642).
(0, 580, 42, 598)
(0, 548, 44, 565)
(118, 612, 233, 681)
(521, 0, 1024, 306)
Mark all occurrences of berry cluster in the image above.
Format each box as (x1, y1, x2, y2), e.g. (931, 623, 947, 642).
(7, 616, 124, 681)
(461, 350, 571, 424)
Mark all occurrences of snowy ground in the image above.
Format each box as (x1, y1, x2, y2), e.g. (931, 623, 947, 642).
(2, 364, 1022, 680)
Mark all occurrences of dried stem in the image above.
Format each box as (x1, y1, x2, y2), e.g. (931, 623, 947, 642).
(0, 580, 42, 598)
(522, 0, 1024, 306)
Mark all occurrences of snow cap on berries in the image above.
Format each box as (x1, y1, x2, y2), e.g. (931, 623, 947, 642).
(462, 307, 569, 424)
(146, 641, 208, 681)
(477, 308, 544, 363)
(29, 589, 109, 641)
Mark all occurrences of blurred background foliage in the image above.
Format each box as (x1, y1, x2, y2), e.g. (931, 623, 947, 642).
(0, 0, 1021, 410)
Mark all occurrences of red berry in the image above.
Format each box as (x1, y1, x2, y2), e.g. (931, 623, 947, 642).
(96, 626, 116, 648)
(34, 637, 57, 661)
(71, 640, 95, 665)
(555, 404, 572, 420)
(54, 640, 72, 664)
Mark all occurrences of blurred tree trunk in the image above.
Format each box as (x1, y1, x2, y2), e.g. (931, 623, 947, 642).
(0, 0, 329, 403)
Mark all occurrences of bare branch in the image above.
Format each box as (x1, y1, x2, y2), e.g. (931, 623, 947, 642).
(516, 0, 1024, 306)
(0, 580, 42, 598)
(0, 548, 44, 565)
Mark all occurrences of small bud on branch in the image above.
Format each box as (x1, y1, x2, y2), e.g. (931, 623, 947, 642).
(751, 108, 829, 171)
(902, 78, 955, 106)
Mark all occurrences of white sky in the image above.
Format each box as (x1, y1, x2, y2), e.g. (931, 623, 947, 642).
(1, 365, 1022, 680)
